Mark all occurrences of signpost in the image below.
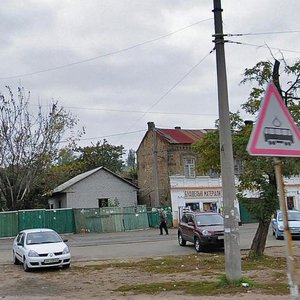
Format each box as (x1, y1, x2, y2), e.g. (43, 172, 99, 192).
(247, 82, 300, 299)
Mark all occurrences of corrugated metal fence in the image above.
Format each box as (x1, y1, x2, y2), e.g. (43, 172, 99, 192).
(73, 206, 149, 233)
(0, 205, 160, 238)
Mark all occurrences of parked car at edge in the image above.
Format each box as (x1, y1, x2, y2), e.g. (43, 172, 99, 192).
(178, 211, 224, 252)
(12, 228, 71, 271)
(271, 210, 300, 240)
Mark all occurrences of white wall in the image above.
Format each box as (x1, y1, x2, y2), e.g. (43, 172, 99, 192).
(55, 170, 137, 209)
(170, 175, 300, 226)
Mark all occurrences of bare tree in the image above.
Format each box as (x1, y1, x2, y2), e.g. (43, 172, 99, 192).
(0, 86, 80, 210)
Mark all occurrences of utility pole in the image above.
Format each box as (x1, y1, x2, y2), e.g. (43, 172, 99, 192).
(212, 0, 242, 281)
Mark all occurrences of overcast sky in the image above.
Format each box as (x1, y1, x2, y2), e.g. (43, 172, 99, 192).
(1, 0, 300, 155)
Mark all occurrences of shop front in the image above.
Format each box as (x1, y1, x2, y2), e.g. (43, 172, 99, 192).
(170, 176, 224, 227)
(170, 175, 300, 227)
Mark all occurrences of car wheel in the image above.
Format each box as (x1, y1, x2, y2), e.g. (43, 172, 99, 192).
(275, 230, 282, 240)
(23, 258, 30, 272)
(13, 251, 20, 265)
(178, 232, 186, 246)
(194, 237, 202, 252)
(62, 263, 70, 269)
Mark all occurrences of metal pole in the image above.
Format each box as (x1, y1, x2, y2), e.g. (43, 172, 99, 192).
(273, 157, 299, 299)
(213, 0, 241, 281)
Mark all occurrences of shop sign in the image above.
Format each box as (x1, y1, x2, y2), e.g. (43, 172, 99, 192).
(184, 190, 222, 199)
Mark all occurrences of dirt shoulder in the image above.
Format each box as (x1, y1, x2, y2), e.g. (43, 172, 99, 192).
(0, 246, 298, 300)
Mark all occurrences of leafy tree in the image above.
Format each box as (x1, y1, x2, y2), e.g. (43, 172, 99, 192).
(123, 149, 137, 182)
(193, 59, 300, 256)
(74, 139, 125, 173)
(0, 86, 81, 211)
(126, 149, 136, 168)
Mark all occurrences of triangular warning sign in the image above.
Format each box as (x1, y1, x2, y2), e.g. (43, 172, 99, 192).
(247, 82, 300, 157)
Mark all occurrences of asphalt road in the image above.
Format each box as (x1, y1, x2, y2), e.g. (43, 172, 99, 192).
(0, 223, 298, 264)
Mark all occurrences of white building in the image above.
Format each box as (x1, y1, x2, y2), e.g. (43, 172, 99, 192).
(170, 175, 300, 227)
(48, 167, 138, 209)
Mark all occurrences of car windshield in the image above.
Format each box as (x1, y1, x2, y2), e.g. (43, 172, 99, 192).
(195, 214, 224, 226)
(278, 211, 300, 221)
(26, 231, 62, 245)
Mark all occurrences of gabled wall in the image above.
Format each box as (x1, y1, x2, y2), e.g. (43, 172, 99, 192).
(50, 169, 138, 209)
(137, 129, 198, 207)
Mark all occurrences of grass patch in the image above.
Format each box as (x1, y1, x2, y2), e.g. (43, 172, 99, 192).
(117, 275, 289, 296)
(241, 254, 286, 271)
(71, 252, 290, 297)
(72, 254, 225, 274)
(72, 253, 286, 275)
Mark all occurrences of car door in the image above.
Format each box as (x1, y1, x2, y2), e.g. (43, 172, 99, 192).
(14, 233, 25, 262)
(185, 214, 196, 242)
(180, 214, 190, 241)
(180, 213, 194, 243)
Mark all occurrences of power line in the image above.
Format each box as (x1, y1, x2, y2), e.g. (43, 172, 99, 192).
(60, 129, 146, 144)
(227, 30, 300, 37)
(0, 18, 212, 80)
(30, 103, 218, 117)
(227, 40, 300, 54)
(113, 47, 215, 147)
(124, 47, 216, 131)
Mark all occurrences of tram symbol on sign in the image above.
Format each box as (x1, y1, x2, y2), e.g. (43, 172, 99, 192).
(263, 117, 294, 146)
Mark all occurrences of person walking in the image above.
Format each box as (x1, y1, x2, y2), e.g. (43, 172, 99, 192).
(159, 209, 168, 235)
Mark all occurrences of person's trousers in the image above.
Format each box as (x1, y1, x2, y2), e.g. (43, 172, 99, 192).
(159, 221, 168, 235)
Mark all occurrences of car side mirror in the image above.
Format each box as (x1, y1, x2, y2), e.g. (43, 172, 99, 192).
(272, 218, 276, 222)
(63, 239, 68, 242)
(17, 242, 23, 246)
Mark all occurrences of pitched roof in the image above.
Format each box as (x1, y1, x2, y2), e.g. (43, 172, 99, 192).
(156, 128, 207, 144)
(52, 166, 138, 194)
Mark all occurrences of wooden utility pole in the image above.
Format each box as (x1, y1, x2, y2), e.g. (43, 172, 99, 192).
(272, 62, 299, 299)
(274, 158, 299, 299)
(212, 0, 242, 281)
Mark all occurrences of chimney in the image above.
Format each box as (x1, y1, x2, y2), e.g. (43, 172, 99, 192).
(174, 126, 181, 130)
(147, 122, 155, 130)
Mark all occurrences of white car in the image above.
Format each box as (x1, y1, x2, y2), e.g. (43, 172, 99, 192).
(13, 228, 71, 271)
(271, 210, 300, 239)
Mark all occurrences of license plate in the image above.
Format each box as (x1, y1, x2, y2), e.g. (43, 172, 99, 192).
(44, 258, 59, 264)
(218, 236, 224, 240)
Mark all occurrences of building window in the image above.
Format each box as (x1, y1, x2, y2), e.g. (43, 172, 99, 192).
(98, 198, 109, 208)
(184, 158, 195, 178)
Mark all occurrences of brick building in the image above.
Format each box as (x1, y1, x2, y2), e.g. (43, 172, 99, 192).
(136, 122, 209, 207)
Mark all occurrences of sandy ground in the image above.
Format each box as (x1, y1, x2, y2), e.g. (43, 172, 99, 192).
(0, 246, 299, 300)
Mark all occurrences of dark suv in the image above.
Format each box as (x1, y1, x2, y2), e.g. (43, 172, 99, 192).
(178, 211, 224, 252)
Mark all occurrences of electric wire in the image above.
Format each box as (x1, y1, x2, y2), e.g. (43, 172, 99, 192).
(0, 18, 212, 80)
(63, 48, 216, 145)
(227, 40, 300, 54)
(123, 47, 216, 130)
(31, 103, 218, 116)
(227, 30, 300, 37)
(59, 129, 146, 144)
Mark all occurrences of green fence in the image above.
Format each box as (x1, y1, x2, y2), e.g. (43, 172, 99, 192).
(0, 205, 166, 238)
(147, 207, 173, 228)
(0, 211, 19, 238)
(239, 202, 258, 224)
(73, 206, 149, 233)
